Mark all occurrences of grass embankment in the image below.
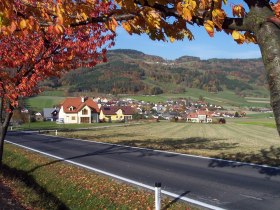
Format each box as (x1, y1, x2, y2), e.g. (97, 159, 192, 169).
(11, 121, 138, 131)
(1, 144, 195, 210)
(57, 120, 280, 166)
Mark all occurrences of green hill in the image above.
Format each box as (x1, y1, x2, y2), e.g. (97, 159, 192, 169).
(45, 49, 268, 97)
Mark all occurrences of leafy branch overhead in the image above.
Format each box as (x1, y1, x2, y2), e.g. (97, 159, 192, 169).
(0, 0, 279, 43)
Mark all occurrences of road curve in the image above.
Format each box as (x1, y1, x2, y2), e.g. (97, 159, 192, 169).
(5, 131, 280, 210)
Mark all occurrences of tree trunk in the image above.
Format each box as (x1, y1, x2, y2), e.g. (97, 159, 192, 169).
(0, 112, 13, 165)
(251, 7, 280, 135)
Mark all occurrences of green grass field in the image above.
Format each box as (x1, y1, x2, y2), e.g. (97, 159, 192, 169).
(125, 88, 271, 108)
(25, 96, 65, 112)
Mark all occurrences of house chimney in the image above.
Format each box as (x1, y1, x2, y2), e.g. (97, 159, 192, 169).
(81, 96, 88, 102)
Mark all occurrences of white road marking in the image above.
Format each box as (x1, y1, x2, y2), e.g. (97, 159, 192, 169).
(6, 140, 225, 210)
(240, 194, 263, 201)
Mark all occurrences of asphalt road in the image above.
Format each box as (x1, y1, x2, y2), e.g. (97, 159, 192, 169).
(5, 131, 280, 210)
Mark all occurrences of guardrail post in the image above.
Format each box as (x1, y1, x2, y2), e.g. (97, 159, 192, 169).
(55, 130, 58, 136)
(155, 182, 161, 210)
(10, 126, 12, 131)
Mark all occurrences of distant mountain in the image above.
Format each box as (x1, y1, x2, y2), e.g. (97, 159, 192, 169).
(46, 49, 268, 97)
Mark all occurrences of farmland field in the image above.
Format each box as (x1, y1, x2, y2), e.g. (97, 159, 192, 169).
(24, 96, 65, 112)
(126, 88, 271, 108)
(57, 119, 280, 166)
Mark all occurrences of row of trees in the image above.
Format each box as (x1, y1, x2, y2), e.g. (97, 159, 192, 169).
(0, 0, 280, 164)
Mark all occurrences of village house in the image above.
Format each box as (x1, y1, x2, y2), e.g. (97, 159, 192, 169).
(43, 108, 59, 121)
(99, 106, 135, 122)
(186, 110, 213, 123)
(58, 97, 99, 124)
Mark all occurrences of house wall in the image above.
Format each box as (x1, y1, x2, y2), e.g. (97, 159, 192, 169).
(187, 117, 199, 123)
(64, 113, 79, 124)
(99, 110, 108, 121)
(77, 106, 91, 124)
(99, 109, 133, 122)
(59, 106, 92, 124)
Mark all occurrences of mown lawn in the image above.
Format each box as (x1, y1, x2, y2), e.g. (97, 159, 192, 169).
(11, 121, 123, 131)
(1, 144, 196, 210)
(57, 120, 280, 166)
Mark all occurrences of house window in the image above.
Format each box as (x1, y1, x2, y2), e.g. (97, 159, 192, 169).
(69, 106, 74, 111)
(72, 116, 76, 120)
(82, 109, 88, 115)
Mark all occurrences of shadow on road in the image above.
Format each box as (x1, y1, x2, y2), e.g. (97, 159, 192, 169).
(208, 146, 280, 176)
(27, 143, 178, 173)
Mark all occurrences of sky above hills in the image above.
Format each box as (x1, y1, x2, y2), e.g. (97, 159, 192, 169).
(111, 27, 261, 60)
(110, 1, 265, 60)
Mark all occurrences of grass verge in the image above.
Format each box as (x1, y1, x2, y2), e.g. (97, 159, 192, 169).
(1, 143, 197, 210)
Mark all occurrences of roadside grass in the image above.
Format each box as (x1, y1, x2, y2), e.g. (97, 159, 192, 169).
(11, 121, 132, 131)
(57, 120, 280, 166)
(1, 144, 196, 210)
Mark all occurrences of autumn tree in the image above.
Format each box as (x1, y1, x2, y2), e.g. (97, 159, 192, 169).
(0, 0, 115, 164)
(0, 1, 280, 135)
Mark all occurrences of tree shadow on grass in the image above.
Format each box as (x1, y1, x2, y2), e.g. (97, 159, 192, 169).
(117, 137, 239, 151)
(208, 146, 280, 176)
(0, 164, 69, 210)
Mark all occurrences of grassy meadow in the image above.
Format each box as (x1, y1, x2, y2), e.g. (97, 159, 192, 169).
(25, 96, 65, 112)
(57, 119, 280, 166)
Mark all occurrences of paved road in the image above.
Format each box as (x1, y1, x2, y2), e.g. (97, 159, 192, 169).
(5, 131, 280, 210)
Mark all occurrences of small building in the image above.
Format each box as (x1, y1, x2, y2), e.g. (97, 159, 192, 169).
(58, 97, 99, 124)
(43, 108, 59, 121)
(99, 106, 135, 122)
(187, 110, 212, 123)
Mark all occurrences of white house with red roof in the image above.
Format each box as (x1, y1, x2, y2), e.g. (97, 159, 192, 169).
(186, 110, 213, 123)
(58, 97, 100, 124)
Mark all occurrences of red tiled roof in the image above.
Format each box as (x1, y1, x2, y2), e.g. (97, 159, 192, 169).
(187, 113, 198, 118)
(196, 110, 208, 115)
(61, 97, 99, 113)
(101, 106, 135, 115)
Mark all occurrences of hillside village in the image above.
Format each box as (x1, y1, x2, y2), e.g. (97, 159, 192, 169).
(13, 96, 254, 125)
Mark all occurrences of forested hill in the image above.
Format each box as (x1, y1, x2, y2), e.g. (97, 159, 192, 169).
(54, 49, 267, 96)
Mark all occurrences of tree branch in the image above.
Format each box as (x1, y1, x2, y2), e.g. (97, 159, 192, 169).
(222, 17, 250, 31)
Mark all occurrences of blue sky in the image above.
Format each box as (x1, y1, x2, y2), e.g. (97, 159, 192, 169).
(111, 27, 261, 60)
(111, 1, 263, 60)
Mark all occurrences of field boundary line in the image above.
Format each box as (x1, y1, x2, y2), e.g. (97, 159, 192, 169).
(5, 140, 225, 210)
